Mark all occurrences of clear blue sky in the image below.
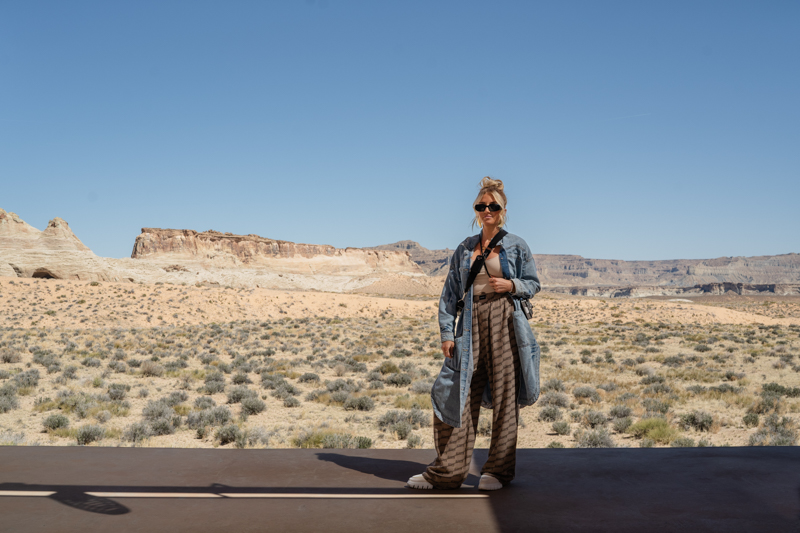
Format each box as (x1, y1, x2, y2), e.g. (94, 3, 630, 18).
(1, 1, 798, 261)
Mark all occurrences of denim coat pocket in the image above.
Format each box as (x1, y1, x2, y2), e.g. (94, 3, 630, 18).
(444, 335, 466, 372)
(513, 308, 541, 406)
(431, 362, 463, 427)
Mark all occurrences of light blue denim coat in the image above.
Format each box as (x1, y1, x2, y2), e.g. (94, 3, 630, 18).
(432, 232, 542, 428)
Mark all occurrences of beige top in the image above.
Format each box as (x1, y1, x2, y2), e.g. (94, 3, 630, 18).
(472, 254, 503, 295)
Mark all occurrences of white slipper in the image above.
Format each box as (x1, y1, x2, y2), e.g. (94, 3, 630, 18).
(407, 474, 433, 490)
(478, 474, 503, 491)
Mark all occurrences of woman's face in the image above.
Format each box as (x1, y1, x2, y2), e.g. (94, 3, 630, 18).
(476, 192, 504, 227)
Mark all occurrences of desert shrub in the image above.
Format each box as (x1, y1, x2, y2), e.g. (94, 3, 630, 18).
(378, 408, 429, 429)
(205, 371, 226, 385)
(573, 386, 600, 403)
(293, 429, 372, 449)
(76, 424, 105, 445)
(575, 428, 615, 448)
(13, 369, 40, 388)
(241, 397, 266, 415)
(748, 393, 782, 415)
(1, 351, 22, 364)
(410, 380, 433, 394)
(216, 424, 243, 445)
(644, 383, 672, 395)
(164, 359, 188, 371)
(81, 357, 102, 368)
(642, 398, 670, 415)
(107, 384, 130, 401)
(628, 417, 679, 444)
(203, 380, 225, 394)
(284, 396, 301, 407)
(165, 391, 188, 406)
(43, 413, 69, 431)
(743, 413, 759, 428)
(392, 421, 413, 440)
(679, 411, 714, 432)
(762, 382, 800, 398)
(542, 378, 566, 393)
(344, 395, 375, 412)
(140, 360, 164, 377)
(748, 414, 798, 446)
(194, 396, 216, 410)
(369, 380, 384, 389)
(662, 356, 684, 367)
(582, 410, 607, 428)
(187, 406, 232, 429)
(325, 379, 355, 393)
(330, 390, 349, 404)
(124, 421, 152, 445)
(231, 372, 252, 385)
(55, 390, 95, 418)
(377, 361, 400, 374)
(0, 370, 8, 380)
(0, 388, 19, 413)
(552, 421, 571, 435)
(640, 438, 655, 448)
(95, 410, 111, 423)
(640, 375, 665, 385)
(670, 437, 697, 447)
(298, 372, 320, 383)
(686, 385, 707, 395)
(272, 383, 300, 400)
(539, 392, 570, 408)
(227, 385, 258, 404)
(407, 434, 422, 449)
(108, 361, 128, 374)
(598, 383, 617, 392)
(694, 344, 711, 352)
(609, 405, 632, 418)
(149, 417, 176, 436)
(385, 373, 412, 387)
(538, 405, 562, 422)
(612, 417, 632, 433)
(547, 441, 566, 449)
(142, 399, 173, 420)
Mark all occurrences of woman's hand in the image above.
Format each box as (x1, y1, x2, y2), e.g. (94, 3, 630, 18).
(488, 277, 515, 294)
(442, 341, 455, 359)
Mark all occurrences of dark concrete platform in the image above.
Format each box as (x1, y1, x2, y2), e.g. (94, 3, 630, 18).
(0, 446, 798, 533)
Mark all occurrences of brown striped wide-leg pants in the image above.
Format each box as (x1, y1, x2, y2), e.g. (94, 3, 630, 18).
(424, 292, 521, 488)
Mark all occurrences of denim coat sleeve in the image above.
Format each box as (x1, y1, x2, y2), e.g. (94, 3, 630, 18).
(510, 240, 541, 299)
(438, 246, 463, 344)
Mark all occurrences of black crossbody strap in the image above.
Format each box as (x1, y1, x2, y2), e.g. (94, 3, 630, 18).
(456, 229, 507, 314)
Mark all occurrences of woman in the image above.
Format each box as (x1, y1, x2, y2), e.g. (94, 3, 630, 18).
(408, 177, 542, 491)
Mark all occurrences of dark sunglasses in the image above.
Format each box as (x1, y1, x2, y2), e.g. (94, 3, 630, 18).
(474, 203, 502, 212)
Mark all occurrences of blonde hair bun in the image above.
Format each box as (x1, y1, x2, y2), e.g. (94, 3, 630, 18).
(479, 177, 504, 192)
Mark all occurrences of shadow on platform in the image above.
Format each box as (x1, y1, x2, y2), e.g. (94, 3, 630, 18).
(0, 446, 798, 532)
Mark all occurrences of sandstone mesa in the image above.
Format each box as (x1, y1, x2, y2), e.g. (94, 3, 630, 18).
(1, 208, 799, 296)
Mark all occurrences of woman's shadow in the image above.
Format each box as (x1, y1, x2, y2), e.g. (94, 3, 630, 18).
(315, 451, 482, 486)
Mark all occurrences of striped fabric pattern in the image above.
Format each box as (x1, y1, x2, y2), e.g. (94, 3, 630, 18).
(424, 293, 521, 489)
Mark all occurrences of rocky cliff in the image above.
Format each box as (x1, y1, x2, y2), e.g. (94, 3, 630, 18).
(0, 209, 90, 252)
(0, 209, 104, 280)
(373, 240, 800, 289)
(131, 228, 423, 275)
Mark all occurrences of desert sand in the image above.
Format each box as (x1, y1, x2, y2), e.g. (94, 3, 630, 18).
(1, 276, 798, 451)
